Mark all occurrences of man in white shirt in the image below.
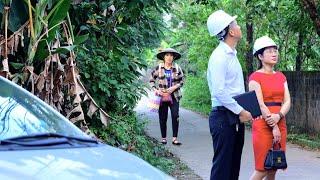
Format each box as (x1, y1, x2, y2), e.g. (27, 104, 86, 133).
(206, 10, 252, 180)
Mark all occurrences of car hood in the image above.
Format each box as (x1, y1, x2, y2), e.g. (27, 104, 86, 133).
(0, 145, 173, 180)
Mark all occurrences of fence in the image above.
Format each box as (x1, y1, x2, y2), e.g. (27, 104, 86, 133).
(283, 71, 320, 134)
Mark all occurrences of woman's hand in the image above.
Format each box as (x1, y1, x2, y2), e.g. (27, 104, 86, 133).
(162, 92, 170, 97)
(272, 125, 281, 143)
(155, 89, 163, 96)
(265, 113, 280, 127)
(166, 84, 179, 94)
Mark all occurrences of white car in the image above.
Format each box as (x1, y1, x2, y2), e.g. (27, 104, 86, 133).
(0, 76, 173, 180)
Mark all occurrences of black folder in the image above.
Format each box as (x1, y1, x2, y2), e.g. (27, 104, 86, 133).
(233, 91, 262, 118)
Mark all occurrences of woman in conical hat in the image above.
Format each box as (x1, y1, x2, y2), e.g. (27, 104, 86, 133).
(149, 48, 184, 145)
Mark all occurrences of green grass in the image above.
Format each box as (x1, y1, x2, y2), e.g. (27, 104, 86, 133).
(287, 134, 320, 150)
(180, 75, 211, 116)
(287, 126, 320, 150)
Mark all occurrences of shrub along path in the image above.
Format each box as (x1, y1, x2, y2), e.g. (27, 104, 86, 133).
(135, 93, 320, 180)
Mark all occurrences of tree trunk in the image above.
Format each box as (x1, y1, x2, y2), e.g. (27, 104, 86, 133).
(295, 32, 304, 71)
(245, 13, 254, 75)
(301, 0, 320, 36)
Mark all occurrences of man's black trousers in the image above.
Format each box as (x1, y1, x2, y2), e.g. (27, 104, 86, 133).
(209, 107, 245, 180)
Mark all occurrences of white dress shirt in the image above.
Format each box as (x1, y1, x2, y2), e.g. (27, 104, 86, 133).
(207, 41, 245, 114)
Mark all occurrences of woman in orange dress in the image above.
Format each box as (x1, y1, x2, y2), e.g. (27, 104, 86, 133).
(249, 36, 291, 180)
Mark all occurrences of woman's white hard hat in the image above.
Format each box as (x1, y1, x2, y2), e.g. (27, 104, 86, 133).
(253, 36, 278, 55)
(207, 10, 237, 36)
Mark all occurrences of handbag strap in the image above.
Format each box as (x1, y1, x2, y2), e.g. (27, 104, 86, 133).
(169, 63, 179, 87)
(158, 63, 162, 76)
(272, 142, 282, 150)
(169, 72, 172, 87)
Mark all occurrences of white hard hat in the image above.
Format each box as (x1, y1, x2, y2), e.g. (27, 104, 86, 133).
(207, 10, 237, 36)
(253, 36, 277, 55)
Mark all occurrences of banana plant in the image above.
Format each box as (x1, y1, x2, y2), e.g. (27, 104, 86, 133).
(0, 0, 109, 134)
(24, 0, 72, 64)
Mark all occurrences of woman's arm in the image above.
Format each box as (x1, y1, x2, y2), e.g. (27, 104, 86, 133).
(265, 81, 291, 127)
(248, 80, 271, 118)
(267, 81, 290, 142)
(280, 82, 291, 116)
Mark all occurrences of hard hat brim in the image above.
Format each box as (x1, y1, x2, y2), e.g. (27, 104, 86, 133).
(210, 15, 237, 37)
(253, 45, 278, 56)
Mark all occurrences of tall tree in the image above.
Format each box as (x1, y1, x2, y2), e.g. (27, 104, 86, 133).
(245, 0, 254, 75)
(295, 31, 304, 71)
(301, 0, 320, 36)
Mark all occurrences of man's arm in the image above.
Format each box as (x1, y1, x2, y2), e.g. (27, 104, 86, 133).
(208, 57, 243, 114)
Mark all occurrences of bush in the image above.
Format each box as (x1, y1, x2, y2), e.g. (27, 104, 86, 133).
(180, 75, 211, 116)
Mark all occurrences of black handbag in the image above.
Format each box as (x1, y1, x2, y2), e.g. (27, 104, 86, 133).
(264, 142, 287, 170)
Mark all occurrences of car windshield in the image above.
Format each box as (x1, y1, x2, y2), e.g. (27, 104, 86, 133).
(0, 77, 86, 141)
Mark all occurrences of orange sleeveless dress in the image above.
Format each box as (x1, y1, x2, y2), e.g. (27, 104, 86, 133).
(249, 71, 287, 171)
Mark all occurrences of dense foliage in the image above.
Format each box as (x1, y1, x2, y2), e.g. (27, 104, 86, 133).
(166, 0, 320, 115)
(69, 0, 180, 173)
(70, 1, 171, 114)
(180, 75, 211, 115)
(169, 0, 320, 74)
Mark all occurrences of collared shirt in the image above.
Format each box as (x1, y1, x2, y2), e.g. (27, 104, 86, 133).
(207, 41, 244, 114)
(150, 62, 184, 101)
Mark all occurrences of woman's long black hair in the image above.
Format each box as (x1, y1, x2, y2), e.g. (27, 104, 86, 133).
(254, 48, 266, 69)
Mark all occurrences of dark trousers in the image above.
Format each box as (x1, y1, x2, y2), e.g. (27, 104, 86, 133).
(209, 108, 245, 180)
(158, 95, 179, 138)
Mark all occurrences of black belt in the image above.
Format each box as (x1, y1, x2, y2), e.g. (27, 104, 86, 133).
(265, 102, 282, 106)
(213, 102, 281, 112)
(212, 106, 228, 111)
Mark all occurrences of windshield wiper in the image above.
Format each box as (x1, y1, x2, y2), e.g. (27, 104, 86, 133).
(0, 138, 69, 146)
(0, 133, 98, 147)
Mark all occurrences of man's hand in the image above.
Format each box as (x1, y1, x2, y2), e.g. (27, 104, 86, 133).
(239, 110, 253, 123)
